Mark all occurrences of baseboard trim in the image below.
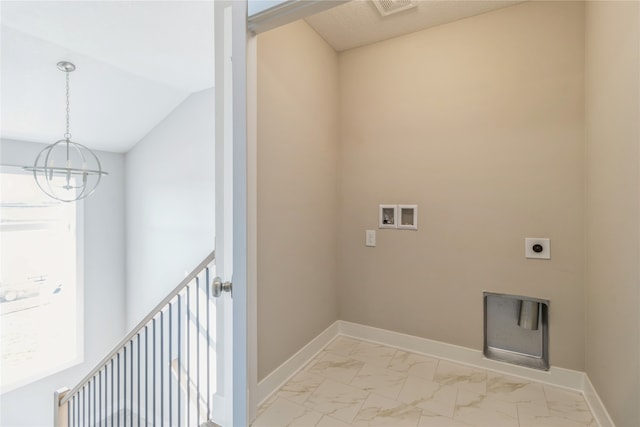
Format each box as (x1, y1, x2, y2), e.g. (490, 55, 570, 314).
(338, 321, 585, 391)
(257, 320, 614, 427)
(256, 321, 339, 405)
(583, 375, 615, 427)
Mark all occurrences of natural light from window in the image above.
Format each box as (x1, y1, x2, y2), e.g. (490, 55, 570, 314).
(0, 171, 82, 393)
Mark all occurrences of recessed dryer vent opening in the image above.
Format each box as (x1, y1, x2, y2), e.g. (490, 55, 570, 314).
(372, 0, 418, 17)
(483, 292, 550, 370)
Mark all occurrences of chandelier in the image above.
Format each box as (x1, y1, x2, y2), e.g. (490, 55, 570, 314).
(24, 61, 107, 202)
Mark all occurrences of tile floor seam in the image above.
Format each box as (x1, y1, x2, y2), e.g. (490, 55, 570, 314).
(451, 386, 461, 423)
(349, 358, 367, 386)
(280, 375, 326, 407)
(393, 374, 411, 401)
(347, 391, 369, 425)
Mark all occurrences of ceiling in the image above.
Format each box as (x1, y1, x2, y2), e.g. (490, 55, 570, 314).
(1, 1, 522, 154)
(1, 1, 214, 153)
(305, 0, 522, 52)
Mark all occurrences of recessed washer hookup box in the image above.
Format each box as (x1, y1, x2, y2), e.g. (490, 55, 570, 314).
(483, 292, 549, 371)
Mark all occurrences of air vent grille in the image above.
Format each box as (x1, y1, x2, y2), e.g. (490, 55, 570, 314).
(372, 0, 418, 17)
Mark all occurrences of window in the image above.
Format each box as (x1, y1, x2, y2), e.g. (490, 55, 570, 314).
(0, 171, 83, 393)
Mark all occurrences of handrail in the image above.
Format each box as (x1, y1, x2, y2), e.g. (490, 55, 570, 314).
(59, 250, 216, 406)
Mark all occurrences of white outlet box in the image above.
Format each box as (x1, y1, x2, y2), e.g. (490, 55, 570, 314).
(366, 230, 376, 247)
(525, 238, 550, 259)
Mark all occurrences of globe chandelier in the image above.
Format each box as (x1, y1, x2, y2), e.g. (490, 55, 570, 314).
(24, 61, 107, 202)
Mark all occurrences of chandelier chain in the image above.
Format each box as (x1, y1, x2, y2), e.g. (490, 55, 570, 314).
(64, 71, 71, 140)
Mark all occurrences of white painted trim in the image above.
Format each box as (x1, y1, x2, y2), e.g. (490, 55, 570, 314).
(257, 321, 340, 405)
(248, 0, 349, 34)
(246, 32, 259, 424)
(214, 3, 234, 425)
(76, 195, 86, 369)
(338, 321, 585, 391)
(583, 375, 616, 427)
(232, 19, 249, 427)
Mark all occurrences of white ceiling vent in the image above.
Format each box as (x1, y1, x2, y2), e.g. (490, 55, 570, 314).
(372, 0, 418, 17)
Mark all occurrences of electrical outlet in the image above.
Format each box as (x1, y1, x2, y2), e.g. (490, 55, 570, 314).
(525, 238, 550, 259)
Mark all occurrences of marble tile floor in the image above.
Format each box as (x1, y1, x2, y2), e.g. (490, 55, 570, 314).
(252, 337, 597, 427)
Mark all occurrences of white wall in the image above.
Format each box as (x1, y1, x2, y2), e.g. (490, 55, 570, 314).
(0, 138, 126, 427)
(125, 88, 215, 328)
(0, 85, 215, 423)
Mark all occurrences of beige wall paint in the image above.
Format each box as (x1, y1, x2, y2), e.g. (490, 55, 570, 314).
(257, 20, 340, 380)
(337, 1, 586, 370)
(585, 2, 640, 426)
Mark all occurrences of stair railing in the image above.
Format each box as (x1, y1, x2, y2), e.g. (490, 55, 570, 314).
(55, 250, 218, 427)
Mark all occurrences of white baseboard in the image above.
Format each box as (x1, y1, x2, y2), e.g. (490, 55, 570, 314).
(257, 320, 614, 427)
(338, 321, 585, 391)
(583, 375, 615, 427)
(256, 321, 339, 405)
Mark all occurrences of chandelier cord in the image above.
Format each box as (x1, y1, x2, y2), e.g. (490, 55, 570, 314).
(64, 71, 71, 141)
